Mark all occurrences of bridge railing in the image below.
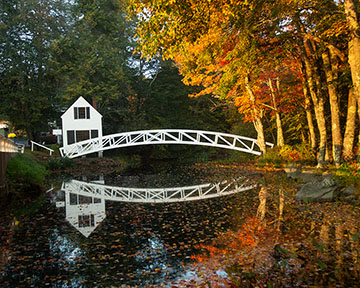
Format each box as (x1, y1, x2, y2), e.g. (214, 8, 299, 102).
(30, 141, 54, 156)
(0, 135, 24, 153)
(61, 177, 256, 203)
(60, 129, 274, 159)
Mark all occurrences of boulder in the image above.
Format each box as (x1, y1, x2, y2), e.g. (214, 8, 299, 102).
(295, 174, 340, 202)
(343, 185, 357, 196)
(342, 186, 358, 204)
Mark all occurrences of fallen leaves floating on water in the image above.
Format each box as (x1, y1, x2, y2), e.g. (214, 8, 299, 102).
(1, 163, 360, 287)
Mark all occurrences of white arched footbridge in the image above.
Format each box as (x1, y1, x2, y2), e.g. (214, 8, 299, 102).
(61, 178, 256, 203)
(60, 129, 273, 158)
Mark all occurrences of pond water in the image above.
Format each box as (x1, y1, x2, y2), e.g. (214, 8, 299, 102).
(1, 163, 360, 287)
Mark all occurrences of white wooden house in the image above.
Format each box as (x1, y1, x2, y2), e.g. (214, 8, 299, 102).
(57, 187, 106, 238)
(61, 96, 103, 156)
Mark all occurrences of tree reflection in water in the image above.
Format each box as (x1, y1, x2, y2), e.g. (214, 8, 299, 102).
(1, 167, 360, 287)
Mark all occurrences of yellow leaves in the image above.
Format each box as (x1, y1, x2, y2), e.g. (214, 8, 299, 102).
(130, 0, 304, 123)
(221, 3, 235, 18)
(320, 19, 349, 39)
(129, 0, 236, 59)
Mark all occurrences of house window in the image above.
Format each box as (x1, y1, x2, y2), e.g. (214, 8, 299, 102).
(91, 130, 98, 138)
(74, 107, 90, 119)
(78, 214, 95, 228)
(70, 193, 78, 205)
(76, 130, 90, 142)
(69, 193, 98, 206)
(67, 130, 75, 145)
(79, 195, 92, 204)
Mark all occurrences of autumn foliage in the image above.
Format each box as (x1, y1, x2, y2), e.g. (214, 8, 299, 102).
(129, 0, 360, 165)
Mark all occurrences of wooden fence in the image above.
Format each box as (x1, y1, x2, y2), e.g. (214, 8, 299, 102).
(0, 135, 22, 198)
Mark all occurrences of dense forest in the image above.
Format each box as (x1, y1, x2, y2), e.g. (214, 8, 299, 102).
(0, 0, 235, 147)
(1, 0, 360, 167)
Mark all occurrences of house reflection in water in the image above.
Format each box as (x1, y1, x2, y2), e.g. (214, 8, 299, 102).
(56, 178, 106, 238)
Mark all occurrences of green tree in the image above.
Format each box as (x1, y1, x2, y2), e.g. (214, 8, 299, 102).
(134, 59, 231, 160)
(0, 0, 70, 140)
(51, 0, 139, 134)
(144, 60, 227, 130)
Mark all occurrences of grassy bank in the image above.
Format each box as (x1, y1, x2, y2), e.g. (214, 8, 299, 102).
(5, 153, 48, 207)
(256, 145, 360, 194)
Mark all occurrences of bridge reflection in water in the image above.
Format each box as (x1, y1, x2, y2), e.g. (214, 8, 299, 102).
(55, 177, 255, 237)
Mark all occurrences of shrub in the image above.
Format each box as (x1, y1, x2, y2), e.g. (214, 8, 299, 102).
(257, 144, 316, 168)
(49, 144, 60, 156)
(335, 160, 360, 190)
(279, 144, 316, 165)
(293, 144, 316, 165)
(48, 157, 74, 170)
(222, 150, 256, 163)
(257, 147, 283, 168)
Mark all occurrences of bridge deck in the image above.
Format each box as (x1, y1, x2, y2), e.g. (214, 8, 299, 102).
(60, 129, 273, 158)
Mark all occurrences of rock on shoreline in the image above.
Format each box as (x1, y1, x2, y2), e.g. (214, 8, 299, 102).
(284, 166, 358, 203)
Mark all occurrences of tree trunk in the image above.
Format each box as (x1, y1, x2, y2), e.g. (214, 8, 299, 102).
(343, 89, 357, 159)
(300, 61, 317, 149)
(344, 0, 360, 162)
(307, 42, 329, 166)
(267, 77, 285, 147)
(295, 15, 327, 166)
(322, 48, 342, 166)
(275, 113, 284, 147)
(304, 87, 317, 150)
(253, 118, 267, 153)
(245, 76, 267, 153)
(302, 51, 327, 166)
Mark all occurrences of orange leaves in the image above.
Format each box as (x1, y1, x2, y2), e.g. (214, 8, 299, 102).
(129, 0, 307, 126)
(192, 217, 266, 263)
(219, 59, 230, 66)
(226, 217, 264, 247)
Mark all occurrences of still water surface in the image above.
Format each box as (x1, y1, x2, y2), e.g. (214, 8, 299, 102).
(1, 163, 360, 287)
(1, 164, 255, 287)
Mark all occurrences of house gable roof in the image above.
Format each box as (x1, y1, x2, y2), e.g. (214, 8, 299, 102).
(67, 219, 98, 238)
(61, 96, 102, 119)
